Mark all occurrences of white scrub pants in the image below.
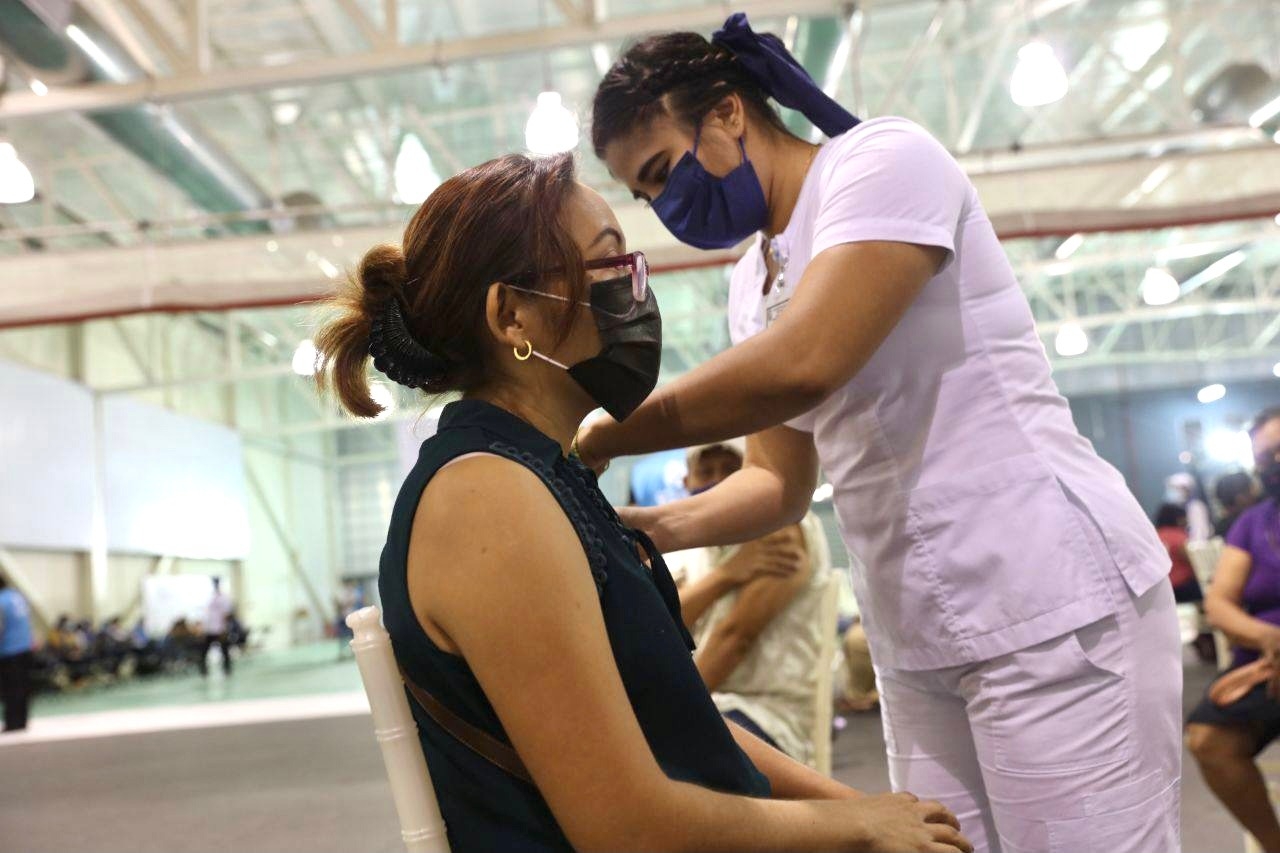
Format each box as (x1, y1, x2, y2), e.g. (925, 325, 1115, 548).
(877, 570, 1182, 853)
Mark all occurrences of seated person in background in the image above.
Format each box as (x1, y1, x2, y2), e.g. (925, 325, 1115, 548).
(1155, 503, 1202, 603)
(1215, 471, 1260, 538)
(668, 440, 832, 767)
(1189, 406, 1280, 851)
(838, 622, 879, 713)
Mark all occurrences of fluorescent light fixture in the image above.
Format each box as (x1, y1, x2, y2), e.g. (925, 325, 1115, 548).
(291, 339, 318, 376)
(272, 101, 301, 125)
(812, 483, 834, 502)
(1250, 94, 1280, 128)
(370, 382, 397, 418)
(1054, 232, 1084, 260)
(1143, 65, 1172, 90)
(1140, 267, 1180, 306)
(1054, 322, 1089, 357)
(316, 257, 339, 279)
(1199, 250, 1246, 283)
(1140, 162, 1173, 194)
(29, 78, 48, 96)
(525, 91, 579, 155)
(1205, 429, 1252, 467)
(65, 24, 126, 81)
(1197, 383, 1226, 404)
(1010, 40, 1069, 107)
(0, 143, 35, 204)
(393, 133, 442, 204)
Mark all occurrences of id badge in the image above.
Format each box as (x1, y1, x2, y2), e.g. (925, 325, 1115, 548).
(764, 279, 790, 327)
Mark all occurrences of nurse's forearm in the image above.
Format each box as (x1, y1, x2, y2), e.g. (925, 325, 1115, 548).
(631, 466, 804, 553)
(589, 341, 825, 462)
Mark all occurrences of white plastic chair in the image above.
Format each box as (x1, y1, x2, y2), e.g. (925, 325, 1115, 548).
(347, 606, 451, 853)
(1187, 537, 1233, 670)
(810, 572, 842, 776)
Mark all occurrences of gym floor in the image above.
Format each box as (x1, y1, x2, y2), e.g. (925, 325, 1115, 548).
(0, 648, 1245, 852)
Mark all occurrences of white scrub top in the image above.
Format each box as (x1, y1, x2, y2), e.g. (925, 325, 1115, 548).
(728, 117, 1169, 671)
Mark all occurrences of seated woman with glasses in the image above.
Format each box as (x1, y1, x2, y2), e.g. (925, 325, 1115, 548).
(313, 152, 967, 853)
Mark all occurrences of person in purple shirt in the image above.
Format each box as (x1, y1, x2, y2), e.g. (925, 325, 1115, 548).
(1189, 406, 1280, 850)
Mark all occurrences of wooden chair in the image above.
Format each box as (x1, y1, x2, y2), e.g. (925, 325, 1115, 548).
(347, 606, 451, 853)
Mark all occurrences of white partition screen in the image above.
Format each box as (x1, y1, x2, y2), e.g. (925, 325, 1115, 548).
(102, 395, 251, 559)
(0, 359, 95, 550)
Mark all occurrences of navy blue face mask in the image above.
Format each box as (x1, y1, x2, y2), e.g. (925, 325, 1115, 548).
(651, 133, 769, 250)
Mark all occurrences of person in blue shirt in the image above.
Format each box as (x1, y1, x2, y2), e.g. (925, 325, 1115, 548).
(0, 576, 35, 732)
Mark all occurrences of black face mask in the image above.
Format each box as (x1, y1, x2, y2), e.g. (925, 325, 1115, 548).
(525, 274, 662, 421)
(1260, 464, 1280, 502)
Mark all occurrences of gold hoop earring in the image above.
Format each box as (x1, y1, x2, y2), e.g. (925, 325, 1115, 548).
(514, 340, 533, 361)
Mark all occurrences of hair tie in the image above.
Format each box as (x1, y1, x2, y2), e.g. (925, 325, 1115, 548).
(368, 299, 450, 389)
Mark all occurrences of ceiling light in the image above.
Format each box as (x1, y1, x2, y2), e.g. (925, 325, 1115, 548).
(1140, 162, 1173, 194)
(1010, 40, 1069, 107)
(591, 43, 612, 76)
(1113, 21, 1168, 73)
(1054, 322, 1088, 357)
(316, 257, 339, 279)
(370, 381, 396, 418)
(266, 239, 278, 253)
(1273, 362, 1280, 378)
(393, 133, 442, 205)
(1054, 232, 1084, 260)
(1140, 267, 1180, 306)
(1250, 94, 1280, 128)
(0, 143, 35, 204)
(291, 339, 318, 376)
(272, 101, 301, 125)
(29, 79, 48, 96)
(65, 24, 126, 81)
(525, 91, 579, 155)
(1197, 383, 1226, 404)
(812, 483, 834, 502)
(1143, 65, 1172, 91)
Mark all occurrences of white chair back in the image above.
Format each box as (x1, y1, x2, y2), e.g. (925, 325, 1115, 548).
(347, 606, 451, 853)
(810, 573, 842, 776)
(1187, 537, 1224, 589)
(1185, 537, 1234, 671)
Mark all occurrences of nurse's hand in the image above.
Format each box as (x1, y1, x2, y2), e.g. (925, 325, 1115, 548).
(573, 416, 616, 475)
(844, 792, 972, 853)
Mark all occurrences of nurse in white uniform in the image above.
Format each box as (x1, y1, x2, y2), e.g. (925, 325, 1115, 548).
(582, 15, 1181, 853)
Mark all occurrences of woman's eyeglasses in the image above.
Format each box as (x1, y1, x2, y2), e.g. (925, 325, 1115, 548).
(508, 251, 650, 320)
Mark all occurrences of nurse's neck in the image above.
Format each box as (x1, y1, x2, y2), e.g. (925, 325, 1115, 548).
(759, 132, 822, 239)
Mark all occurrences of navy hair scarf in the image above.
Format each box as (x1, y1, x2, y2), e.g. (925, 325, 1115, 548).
(712, 12, 861, 138)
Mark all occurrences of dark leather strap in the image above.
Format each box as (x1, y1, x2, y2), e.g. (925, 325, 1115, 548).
(398, 665, 533, 784)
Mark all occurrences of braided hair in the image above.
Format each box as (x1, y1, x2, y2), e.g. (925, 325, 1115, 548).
(591, 32, 791, 158)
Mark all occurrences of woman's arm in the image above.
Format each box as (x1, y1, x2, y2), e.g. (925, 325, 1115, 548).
(411, 456, 968, 853)
(624, 425, 820, 554)
(1205, 545, 1280, 650)
(726, 720, 863, 801)
(579, 240, 944, 468)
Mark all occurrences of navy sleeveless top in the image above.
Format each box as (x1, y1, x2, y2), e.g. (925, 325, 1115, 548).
(379, 399, 770, 851)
